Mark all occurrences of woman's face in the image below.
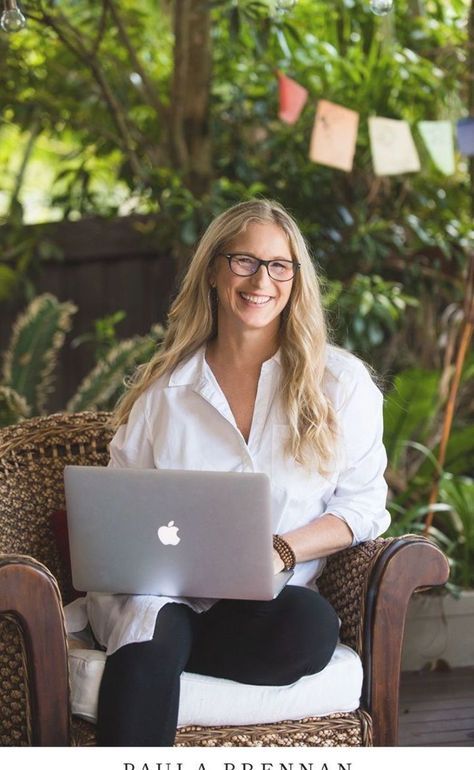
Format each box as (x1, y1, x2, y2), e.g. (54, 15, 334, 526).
(210, 222, 295, 336)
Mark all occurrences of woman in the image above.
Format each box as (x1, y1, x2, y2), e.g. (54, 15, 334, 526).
(90, 199, 390, 746)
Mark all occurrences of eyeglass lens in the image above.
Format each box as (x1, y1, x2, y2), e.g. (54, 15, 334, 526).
(229, 255, 295, 281)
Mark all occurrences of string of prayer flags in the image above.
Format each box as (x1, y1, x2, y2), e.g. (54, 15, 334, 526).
(418, 121, 455, 175)
(275, 71, 468, 176)
(368, 117, 421, 176)
(456, 117, 474, 156)
(309, 100, 360, 172)
(277, 71, 308, 125)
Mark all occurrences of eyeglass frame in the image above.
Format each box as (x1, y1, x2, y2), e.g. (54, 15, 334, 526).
(217, 252, 301, 282)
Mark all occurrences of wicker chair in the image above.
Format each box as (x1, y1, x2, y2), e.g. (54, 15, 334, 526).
(0, 411, 449, 747)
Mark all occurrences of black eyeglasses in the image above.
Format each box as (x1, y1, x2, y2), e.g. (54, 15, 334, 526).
(219, 253, 300, 282)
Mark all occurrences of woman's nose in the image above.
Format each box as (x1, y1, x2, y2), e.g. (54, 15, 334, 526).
(250, 263, 274, 286)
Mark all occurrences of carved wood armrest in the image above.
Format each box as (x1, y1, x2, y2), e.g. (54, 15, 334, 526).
(0, 554, 70, 746)
(362, 535, 449, 746)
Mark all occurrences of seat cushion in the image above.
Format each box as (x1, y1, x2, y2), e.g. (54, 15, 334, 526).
(69, 641, 363, 727)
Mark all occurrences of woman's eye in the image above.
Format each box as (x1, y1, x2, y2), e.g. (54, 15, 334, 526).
(236, 256, 254, 265)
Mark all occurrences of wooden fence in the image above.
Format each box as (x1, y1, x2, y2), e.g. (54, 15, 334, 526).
(0, 216, 179, 413)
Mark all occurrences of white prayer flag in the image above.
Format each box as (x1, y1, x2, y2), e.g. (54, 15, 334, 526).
(368, 117, 421, 176)
(418, 121, 455, 175)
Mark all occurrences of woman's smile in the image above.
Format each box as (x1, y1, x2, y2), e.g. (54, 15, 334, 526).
(239, 292, 274, 306)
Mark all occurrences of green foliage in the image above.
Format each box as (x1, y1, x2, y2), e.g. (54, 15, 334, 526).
(323, 274, 419, 354)
(67, 324, 164, 413)
(0, 0, 470, 290)
(71, 310, 128, 363)
(383, 363, 474, 588)
(0, 293, 165, 425)
(438, 474, 474, 589)
(383, 367, 442, 473)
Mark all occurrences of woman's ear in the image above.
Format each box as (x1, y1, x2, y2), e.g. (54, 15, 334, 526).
(208, 265, 216, 289)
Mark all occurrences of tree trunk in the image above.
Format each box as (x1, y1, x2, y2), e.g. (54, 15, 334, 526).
(170, 0, 213, 196)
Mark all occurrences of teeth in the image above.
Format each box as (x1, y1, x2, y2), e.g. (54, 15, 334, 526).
(240, 293, 271, 305)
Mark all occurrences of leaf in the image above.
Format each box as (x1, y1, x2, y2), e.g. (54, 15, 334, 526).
(0, 264, 17, 300)
(383, 368, 441, 472)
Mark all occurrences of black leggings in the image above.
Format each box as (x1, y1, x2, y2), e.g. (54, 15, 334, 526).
(97, 585, 339, 746)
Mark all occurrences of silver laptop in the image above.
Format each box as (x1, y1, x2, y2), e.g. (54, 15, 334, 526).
(64, 465, 293, 600)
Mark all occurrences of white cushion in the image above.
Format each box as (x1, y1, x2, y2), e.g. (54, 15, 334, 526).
(69, 642, 363, 726)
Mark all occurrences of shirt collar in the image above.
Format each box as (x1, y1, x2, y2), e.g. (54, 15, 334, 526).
(167, 344, 281, 388)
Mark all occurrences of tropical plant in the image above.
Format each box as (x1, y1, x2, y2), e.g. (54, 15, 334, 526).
(438, 473, 474, 590)
(67, 325, 164, 413)
(383, 363, 474, 589)
(0, 293, 165, 426)
(0, 293, 77, 425)
(323, 274, 419, 355)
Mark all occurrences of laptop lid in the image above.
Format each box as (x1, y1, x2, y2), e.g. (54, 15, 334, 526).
(64, 465, 292, 600)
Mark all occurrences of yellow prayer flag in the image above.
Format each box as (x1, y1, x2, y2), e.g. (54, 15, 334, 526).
(309, 100, 360, 172)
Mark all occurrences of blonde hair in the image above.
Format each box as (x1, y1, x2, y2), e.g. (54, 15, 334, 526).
(109, 199, 344, 475)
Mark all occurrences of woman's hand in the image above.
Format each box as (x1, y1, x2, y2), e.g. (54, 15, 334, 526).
(272, 548, 285, 574)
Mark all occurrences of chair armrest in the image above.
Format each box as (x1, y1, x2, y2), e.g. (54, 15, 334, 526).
(319, 535, 449, 746)
(362, 534, 449, 746)
(0, 554, 70, 746)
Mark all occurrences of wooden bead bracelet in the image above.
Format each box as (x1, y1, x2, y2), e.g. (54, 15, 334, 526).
(272, 534, 296, 570)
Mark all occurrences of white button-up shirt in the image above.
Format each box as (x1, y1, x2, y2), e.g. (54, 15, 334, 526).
(66, 343, 390, 655)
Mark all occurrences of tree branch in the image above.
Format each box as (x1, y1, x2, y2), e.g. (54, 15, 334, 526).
(107, 0, 168, 125)
(33, 8, 149, 184)
(9, 114, 41, 214)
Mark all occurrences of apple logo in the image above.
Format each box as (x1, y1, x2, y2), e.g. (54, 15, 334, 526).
(157, 520, 181, 546)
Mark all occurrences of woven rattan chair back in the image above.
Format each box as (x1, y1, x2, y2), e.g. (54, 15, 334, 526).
(0, 411, 113, 604)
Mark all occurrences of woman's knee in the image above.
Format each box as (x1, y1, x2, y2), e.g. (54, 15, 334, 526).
(276, 586, 338, 628)
(270, 587, 340, 679)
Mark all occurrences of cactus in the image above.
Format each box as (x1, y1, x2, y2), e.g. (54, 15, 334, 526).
(0, 385, 30, 427)
(2, 293, 77, 416)
(67, 324, 164, 412)
(0, 293, 165, 427)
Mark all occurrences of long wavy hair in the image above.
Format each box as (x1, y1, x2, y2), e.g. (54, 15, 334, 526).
(108, 199, 346, 475)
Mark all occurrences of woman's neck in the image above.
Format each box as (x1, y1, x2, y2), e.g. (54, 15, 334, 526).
(206, 333, 279, 371)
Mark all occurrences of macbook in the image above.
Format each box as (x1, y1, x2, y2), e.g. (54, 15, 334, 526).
(64, 465, 293, 600)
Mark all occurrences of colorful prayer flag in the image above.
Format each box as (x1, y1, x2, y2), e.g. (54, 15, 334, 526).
(309, 100, 359, 172)
(418, 121, 455, 175)
(368, 117, 421, 176)
(277, 72, 308, 125)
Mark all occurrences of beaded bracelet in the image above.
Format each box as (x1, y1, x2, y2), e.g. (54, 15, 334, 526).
(272, 534, 296, 570)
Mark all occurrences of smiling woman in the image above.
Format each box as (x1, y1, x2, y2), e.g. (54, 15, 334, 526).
(72, 198, 390, 746)
(208, 222, 296, 339)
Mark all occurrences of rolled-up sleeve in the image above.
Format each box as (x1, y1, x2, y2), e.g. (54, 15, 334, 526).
(323, 364, 390, 545)
(107, 390, 155, 469)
